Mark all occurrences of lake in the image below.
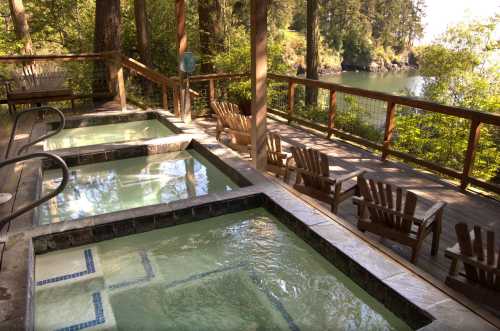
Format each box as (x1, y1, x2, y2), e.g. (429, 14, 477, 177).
(321, 70, 424, 96)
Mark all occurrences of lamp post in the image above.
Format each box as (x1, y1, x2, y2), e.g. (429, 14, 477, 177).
(180, 52, 196, 123)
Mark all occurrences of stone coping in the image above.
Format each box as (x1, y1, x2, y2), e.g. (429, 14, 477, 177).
(0, 108, 497, 331)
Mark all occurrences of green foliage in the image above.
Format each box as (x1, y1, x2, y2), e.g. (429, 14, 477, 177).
(395, 15, 500, 183)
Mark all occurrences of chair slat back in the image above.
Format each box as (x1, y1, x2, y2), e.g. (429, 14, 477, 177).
(225, 112, 251, 145)
(267, 133, 283, 167)
(211, 101, 241, 126)
(291, 146, 331, 192)
(455, 223, 499, 290)
(358, 176, 417, 234)
(10, 62, 67, 92)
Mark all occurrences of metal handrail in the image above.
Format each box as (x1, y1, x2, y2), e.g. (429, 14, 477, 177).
(0, 152, 69, 229)
(5, 106, 66, 159)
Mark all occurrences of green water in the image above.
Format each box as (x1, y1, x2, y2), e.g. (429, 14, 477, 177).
(38, 150, 237, 223)
(45, 119, 174, 150)
(323, 70, 423, 96)
(35, 208, 411, 331)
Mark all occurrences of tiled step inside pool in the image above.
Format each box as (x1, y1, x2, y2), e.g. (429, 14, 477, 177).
(34, 208, 411, 330)
(38, 150, 237, 223)
(45, 119, 174, 150)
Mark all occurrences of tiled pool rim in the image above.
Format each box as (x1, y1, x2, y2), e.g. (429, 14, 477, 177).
(30, 193, 433, 330)
(1, 108, 497, 331)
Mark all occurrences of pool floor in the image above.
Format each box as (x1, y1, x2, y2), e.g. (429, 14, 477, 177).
(38, 150, 237, 223)
(45, 119, 174, 150)
(35, 208, 410, 331)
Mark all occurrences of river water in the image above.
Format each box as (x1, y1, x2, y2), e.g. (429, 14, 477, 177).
(322, 70, 424, 96)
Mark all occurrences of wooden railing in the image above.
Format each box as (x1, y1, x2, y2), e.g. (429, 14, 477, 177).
(267, 74, 500, 195)
(1, 53, 498, 194)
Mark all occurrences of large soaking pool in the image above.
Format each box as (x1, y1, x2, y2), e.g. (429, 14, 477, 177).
(34, 208, 411, 331)
(45, 119, 174, 150)
(38, 150, 237, 224)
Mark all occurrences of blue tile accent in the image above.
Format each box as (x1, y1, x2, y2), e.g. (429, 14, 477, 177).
(161, 262, 300, 331)
(55, 292, 105, 331)
(36, 249, 96, 286)
(248, 270, 301, 331)
(108, 250, 155, 290)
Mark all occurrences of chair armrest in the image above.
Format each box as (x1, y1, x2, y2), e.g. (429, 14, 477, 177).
(420, 201, 446, 226)
(335, 169, 365, 185)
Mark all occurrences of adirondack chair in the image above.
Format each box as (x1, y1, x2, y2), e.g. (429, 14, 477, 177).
(224, 111, 252, 153)
(354, 175, 446, 263)
(210, 100, 242, 141)
(266, 133, 294, 181)
(290, 146, 364, 213)
(5, 62, 74, 114)
(445, 223, 500, 311)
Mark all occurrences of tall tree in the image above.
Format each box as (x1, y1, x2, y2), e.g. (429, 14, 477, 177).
(8, 0, 32, 54)
(134, 0, 153, 93)
(306, 0, 319, 105)
(198, 0, 224, 73)
(93, 0, 121, 96)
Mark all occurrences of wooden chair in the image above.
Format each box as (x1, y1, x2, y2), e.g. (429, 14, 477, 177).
(290, 146, 364, 213)
(445, 223, 500, 311)
(266, 133, 294, 182)
(210, 101, 241, 141)
(224, 111, 252, 153)
(5, 62, 74, 114)
(354, 175, 446, 263)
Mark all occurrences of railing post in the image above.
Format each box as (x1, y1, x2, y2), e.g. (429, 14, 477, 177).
(208, 79, 216, 114)
(173, 84, 181, 117)
(327, 89, 336, 138)
(382, 102, 396, 161)
(287, 81, 296, 123)
(461, 119, 482, 190)
(116, 64, 126, 111)
(162, 82, 169, 111)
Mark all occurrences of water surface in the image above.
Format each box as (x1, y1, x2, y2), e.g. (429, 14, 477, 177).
(322, 70, 424, 96)
(35, 208, 411, 331)
(46, 119, 174, 150)
(39, 150, 237, 223)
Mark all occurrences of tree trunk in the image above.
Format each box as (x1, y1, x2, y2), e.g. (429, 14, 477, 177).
(93, 0, 122, 98)
(134, 0, 153, 95)
(197, 0, 224, 73)
(8, 0, 33, 54)
(305, 0, 319, 106)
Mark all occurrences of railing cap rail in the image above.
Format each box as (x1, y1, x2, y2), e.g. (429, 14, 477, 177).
(268, 73, 500, 126)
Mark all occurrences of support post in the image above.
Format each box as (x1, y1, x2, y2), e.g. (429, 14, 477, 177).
(162, 83, 169, 111)
(382, 102, 396, 161)
(208, 79, 216, 106)
(287, 81, 296, 123)
(461, 119, 482, 190)
(173, 85, 181, 117)
(327, 90, 336, 138)
(176, 0, 190, 122)
(113, 55, 126, 111)
(250, 0, 268, 170)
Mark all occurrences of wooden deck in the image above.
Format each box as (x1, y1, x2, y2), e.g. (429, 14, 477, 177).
(0, 103, 498, 316)
(194, 116, 500, 285)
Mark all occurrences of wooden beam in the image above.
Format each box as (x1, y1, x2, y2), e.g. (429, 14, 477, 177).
(250, 0, 268, 170)
(382, 102, 396, 160)
(461, 119, 482, 190)
(116, 64, 126, 111)
(176, 0, 190, 122)
(327, 90, 337, 138)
